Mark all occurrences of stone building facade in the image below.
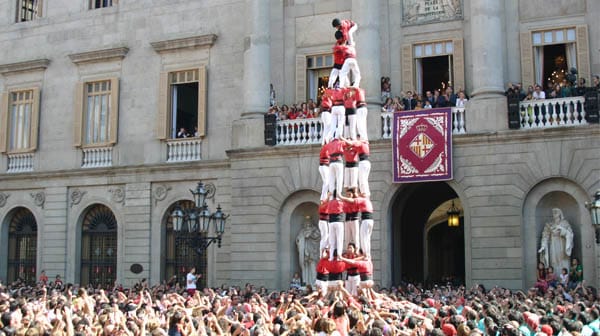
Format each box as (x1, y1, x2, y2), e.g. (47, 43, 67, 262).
(0, 0, 598, 290)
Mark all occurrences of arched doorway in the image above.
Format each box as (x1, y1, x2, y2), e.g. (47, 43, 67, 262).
(80, 204, 117, 287)
(161, 200, 207, 289)
(391, 182, 465, 286)
(6, 207, 37, 285)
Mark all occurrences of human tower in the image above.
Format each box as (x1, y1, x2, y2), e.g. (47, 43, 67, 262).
(314, 18, 374, 297)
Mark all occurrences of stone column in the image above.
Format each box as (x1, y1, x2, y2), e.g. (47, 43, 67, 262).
(232, 0, 271, 149)
(352, 0, 382, 140)
(468, 0, 508, 132)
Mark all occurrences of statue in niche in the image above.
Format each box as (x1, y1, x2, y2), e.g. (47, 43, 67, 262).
(296, 216, 321, 285)
(538, 208, 574, 273)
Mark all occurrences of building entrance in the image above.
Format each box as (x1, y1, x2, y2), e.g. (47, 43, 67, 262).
(391, 182, 464, 286)
(421, 56, 451, 94)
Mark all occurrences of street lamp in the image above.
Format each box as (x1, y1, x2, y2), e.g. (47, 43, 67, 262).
(447, 200, 460, 227)
(170, 182, 228, 253)
(585, 190, 600, 243)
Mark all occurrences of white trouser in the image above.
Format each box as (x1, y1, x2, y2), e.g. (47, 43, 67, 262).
(330, 105, 345, 139)
(360, 218, 374, 259)
(320, 111, 332, 144)
(344, 113, 357, 140)
(345, 274, 360, 296)
(344, 218, 360, 251)
(328, 68, 340, 88)
(356, 106, 368, 140)
(347, 24, 357, 47)
(344, 166, 358, 189)
(319, 165, 330, 200)
(328, 161, 344, 197)
(315, 279, 328, 296)
(328, 220, 344, 260)
(340, 58, 361, 88)
(318, 219, 329, 253)
(358, 160, 371, 196)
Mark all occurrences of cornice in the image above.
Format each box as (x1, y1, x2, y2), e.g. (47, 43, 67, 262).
(150, 34, 217, 54)
(0, 59, 50, 76)
(68, 47, 129, 65)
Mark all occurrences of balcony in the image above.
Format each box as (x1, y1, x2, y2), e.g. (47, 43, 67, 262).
(82, 146, 113, 168)
(7, 152, 34, 173)
(518, 96, 589, 129)
(274, 119, 323, 146)
(166, 138, 202, 162)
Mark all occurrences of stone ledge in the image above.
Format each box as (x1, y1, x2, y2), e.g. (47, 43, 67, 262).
(0, 59, 50, 75)
(150, 34, 217, 53)
(68, 47, 129, 65)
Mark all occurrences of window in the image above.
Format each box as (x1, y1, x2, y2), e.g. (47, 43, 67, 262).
(306, 54, 333, 103)
(157, 67, 207, 139)
(90, 0, 113, 9)
(0, 87, 40, 154)
(7, 207, 37, 285)
(80, 204, 117, 287)
(73, 78, 119, 147)
(16, 0, 41, 22)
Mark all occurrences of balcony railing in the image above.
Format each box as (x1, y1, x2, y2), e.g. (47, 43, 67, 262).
(82, 146, 113, 168)
(518, 96, 588, 129)
(166, 138, 202, 162)
(275, 118, 323, 146)
(381, 107, 467, 139)
(7, 153, 34, 173)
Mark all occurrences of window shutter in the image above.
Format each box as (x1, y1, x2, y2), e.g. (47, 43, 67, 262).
(296, 54, 306, 103)
(197, 66, 207, 137)
(29, 87, 41, 151)
(576, 25, 590, 83)
(452, 39, 465, 91)
(520, 31, 534, 88)
(157, 71, 168, 140)
(73, 82, 84, 147)
(109, 77, 119, 144)
(0, 92, 8, 153)
(401, 44, 414, 92)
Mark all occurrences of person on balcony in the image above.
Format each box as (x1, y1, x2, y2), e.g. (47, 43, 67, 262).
(455, 91, 468, 108)
(532, 85, 546, 100)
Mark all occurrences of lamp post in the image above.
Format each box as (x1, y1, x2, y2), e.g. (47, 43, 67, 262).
(586, 190, 600, 243)
(170, 182, 228, 254)
(447, 200, 460, 227)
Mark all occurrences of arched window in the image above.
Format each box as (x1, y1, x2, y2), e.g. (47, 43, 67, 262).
(163, 201, 207, 289)
(81, 204, 117, 287)
(7, 207, 37, 285)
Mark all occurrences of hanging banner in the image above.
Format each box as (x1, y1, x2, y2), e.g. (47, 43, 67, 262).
(392, 108, 453, 183)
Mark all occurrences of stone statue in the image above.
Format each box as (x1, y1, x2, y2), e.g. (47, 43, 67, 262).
(538, 208, 574, 273)
(296, 216, 321, 285)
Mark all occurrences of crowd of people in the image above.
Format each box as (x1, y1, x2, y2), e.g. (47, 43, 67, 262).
(505, 75, 600, 102)
(0, 270, 599, 336)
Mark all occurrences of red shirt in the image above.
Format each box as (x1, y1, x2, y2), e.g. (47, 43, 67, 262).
(332, 88, 344, 106)
(327, 198, 344, 215)
(316, 258, 330, 275)
(321, 90, 333, 111)
(343, 44, 356, 59)
(343, 199, 359, 214)
(355, 260, 373, 275)
(327, 139, 345, 157)
(319, 201, 329, 220)
(343, 144, 358, 163)
(356, 88, 366, 105)
(338, 19, 356, 43)
(328, 259, 347, 274)
(333, 44, 346, 66)
(356, 141, 370, 156)
(343, 87, 357, 109)
(319, 145, 330, 165)
(355, 197, 373, 213)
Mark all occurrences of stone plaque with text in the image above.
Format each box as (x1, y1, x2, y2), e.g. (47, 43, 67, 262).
(403, 0, 463, 25)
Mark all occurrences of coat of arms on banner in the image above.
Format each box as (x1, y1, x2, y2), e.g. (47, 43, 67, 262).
(392, 108, 453, 183)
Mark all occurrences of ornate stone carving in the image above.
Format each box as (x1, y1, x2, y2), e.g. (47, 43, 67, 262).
(109, 187, 126, 205)
(0, 192, 9, 208)
(402, 0, 463, 25)
(204, 182, 216, 200)
(70, 189, 87, 208)
(30, 192, 45, 208)
(153, 184, 172, 205)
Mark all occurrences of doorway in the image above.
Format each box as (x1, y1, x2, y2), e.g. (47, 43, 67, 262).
(543, 44, 568, 90)
(391, 182, 464, 286)
(420, 56, 452, 94)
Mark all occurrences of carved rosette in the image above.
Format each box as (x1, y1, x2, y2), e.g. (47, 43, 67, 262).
(153, 184, 172, 205)
(109, 187, 126, 205)
(70, 189, 87, 208)
(0, 193, 9, 208)
(204, 182, 216, 200)
(30, 192, 45, 208)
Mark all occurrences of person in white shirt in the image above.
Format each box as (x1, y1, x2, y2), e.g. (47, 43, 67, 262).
(455, 91, 468, 108)
(532, 85, 546, 100)
(186, 267, 198, 296)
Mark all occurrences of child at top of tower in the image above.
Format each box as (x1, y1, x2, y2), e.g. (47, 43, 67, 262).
(332, 18, 357, 46)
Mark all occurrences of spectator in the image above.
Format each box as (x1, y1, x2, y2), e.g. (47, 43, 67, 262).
(532, 85, 546, 100)
(593, 75, 599, 91)
(455, 92, 468, 108)
(382, 97, 394, 113)
(381, 77, 391, 102)
(403, 91, 417, 110)
(176, 127, 189, 138)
